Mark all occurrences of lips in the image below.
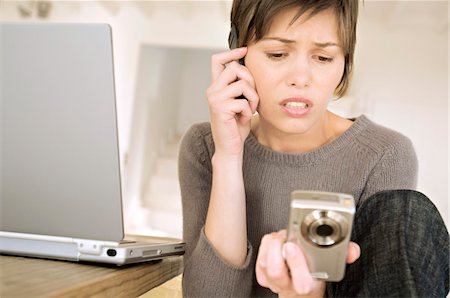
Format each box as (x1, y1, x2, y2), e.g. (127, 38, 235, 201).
(280, 97, 313, 117)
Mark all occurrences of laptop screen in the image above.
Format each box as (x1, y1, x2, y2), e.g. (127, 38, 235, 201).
(0, 23, 124, 242)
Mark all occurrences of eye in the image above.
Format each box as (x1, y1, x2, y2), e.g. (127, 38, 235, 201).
(266, 52, 288, 60)
(316, 55, 334, 63)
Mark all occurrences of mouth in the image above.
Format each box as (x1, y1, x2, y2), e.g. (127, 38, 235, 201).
(280, 97, 312, 117)
(284, 101, 309, 109)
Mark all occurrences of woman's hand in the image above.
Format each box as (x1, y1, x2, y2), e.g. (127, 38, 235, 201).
(206, 47, 259, 157)
(255, 230, 361, 298)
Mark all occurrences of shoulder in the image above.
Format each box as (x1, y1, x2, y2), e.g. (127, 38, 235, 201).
(352, 116, 418, 200)
(179, 122, 215, 158)
(352, 116, 418, 182)
(181, 122, 213, 141)
(352, 115, 416, 157)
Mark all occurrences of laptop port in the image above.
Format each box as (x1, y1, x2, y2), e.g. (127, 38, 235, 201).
(107, 249, 117, 257)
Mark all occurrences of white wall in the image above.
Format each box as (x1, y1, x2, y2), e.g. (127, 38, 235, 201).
(176, 48, 219, 134)
(126, 45, 185, 221)
(354, 1, 448, 225)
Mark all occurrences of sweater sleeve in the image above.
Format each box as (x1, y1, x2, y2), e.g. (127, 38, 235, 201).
(359, 134, 418, 204)
(178, 124, 254, 298)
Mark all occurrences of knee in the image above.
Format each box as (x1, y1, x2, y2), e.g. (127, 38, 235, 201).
(356, 190, 445, 230)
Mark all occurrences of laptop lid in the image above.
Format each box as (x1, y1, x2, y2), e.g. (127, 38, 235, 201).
(0, 23, 124, 242)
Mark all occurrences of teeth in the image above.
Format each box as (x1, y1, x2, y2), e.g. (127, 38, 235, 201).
(285, 102, 307, 109)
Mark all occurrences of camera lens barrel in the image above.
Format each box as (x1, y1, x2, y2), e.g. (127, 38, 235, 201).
(301, 210, 349, 247)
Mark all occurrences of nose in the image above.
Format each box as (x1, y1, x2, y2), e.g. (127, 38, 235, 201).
(285, 54, 312, 89)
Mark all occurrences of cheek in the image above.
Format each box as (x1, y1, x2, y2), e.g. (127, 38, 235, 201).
(244, 49, 278, 99)
(333, 60, 346, 87)
(247, 66, 276, 101)
(253, 73, 271, 95)
(318, 61, 345, 95)
(253, 79, 268, 113)
(253, 73, 278, 112)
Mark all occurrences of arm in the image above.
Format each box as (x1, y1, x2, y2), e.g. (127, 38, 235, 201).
(179, 47, 259, 297)
(205, 46, 258, 266)
(179, 125, 254, 297)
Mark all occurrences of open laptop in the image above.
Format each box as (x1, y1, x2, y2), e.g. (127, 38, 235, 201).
(0, 23, 185, 265)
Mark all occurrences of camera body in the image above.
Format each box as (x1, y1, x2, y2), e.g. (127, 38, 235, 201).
(286, 190, 355, 282)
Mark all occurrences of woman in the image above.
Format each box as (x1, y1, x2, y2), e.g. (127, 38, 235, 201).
(178, 0, 448, 297)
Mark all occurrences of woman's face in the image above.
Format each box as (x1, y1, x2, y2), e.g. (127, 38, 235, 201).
(245, 7, 345, 138)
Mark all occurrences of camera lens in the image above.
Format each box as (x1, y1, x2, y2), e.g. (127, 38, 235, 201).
(301, 210, 349, 246)
(316, 224, 334, 237)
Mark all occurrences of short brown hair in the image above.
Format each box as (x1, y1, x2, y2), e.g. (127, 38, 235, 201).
(230, 0, 358, 98)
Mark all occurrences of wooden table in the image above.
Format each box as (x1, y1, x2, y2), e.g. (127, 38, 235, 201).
(0, 254, 183, 297)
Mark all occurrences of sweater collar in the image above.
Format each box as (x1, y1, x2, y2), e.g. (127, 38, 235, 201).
(244, 115, 370, 166)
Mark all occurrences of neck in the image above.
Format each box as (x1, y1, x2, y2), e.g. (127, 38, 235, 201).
(251, 112, 349, 153)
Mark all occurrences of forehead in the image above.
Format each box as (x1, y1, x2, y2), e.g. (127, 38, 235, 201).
(265, 7, 340, 42)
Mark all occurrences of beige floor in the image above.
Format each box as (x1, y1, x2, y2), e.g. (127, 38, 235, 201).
(140, 274, 182, 298)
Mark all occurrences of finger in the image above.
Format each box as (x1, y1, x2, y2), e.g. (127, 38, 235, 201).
(255, 262, 270, 289)
(284, 242, 321, 296)
(346, 242, 361, 264)
(278, 229, 287, 239)
(208, 96, 253, 125)
(242, 85, 259, 115)
(255, 234, 271, 288)
(212, 61, 256, 91)
(222, 80, 259, 114)
(265, 232, 290, 291)
(208, 80, 259, 118)
(231, 100, 253, 125)
(215, 79, 256, 100)
(211, 47, 247, 81)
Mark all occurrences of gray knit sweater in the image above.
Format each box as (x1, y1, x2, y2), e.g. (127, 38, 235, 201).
(178, 115, 418, 297)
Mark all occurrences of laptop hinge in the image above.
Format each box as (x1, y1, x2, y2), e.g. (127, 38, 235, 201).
(72, 238, 119, 255)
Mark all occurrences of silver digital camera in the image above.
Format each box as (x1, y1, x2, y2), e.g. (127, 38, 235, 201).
(286, 190, 355, 282)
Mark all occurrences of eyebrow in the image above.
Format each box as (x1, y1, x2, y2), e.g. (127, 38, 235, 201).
(261, 37, 296, 44)
(314, 42, 340, 48)
(261, 37, 340, 48)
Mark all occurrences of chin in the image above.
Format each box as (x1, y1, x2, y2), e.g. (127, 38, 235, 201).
(259, 109, 322, 134)
(268, 119, 313, 136)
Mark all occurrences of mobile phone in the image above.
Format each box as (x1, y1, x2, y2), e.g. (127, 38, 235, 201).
(286, 190, 355, 282)
(228, 24, 246, 99)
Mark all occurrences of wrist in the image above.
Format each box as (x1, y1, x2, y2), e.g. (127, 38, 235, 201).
(211, 151, 244, 166)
